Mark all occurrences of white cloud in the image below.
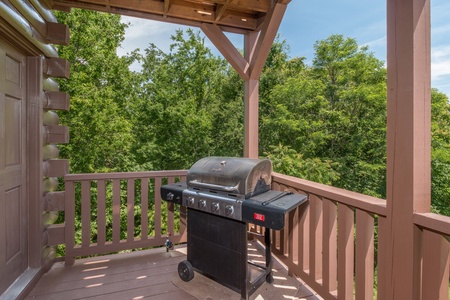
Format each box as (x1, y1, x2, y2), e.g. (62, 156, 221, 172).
(431, 45, 450, 79)
(117, 17, 186, 57)
(431, 45, 450, 60)
(362, 36, 386, 50)
(431, 23, 450, 36)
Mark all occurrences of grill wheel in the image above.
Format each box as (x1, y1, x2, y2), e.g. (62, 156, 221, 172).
(178, 260, 194, 282)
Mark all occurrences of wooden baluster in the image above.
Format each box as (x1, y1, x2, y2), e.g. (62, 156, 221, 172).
(64, 180, 75, 266)
(112, 179, 121, 245)
(287, 206, 299, 277)
(141, 178, 149, 240)
(81, 180, 91, 248)
(356, 210, 375, 299)
(167, 177, 175, 237)
(310, 194, 323, 282)
(154, 177, 162, 239)
(422, 229, 450, 299)
(323, 199, 337, 294)
(337, 204, 354, 299)
(377, 215, 387, 300)
(97, 180, 106, 246)
(127, 179, 135, 242)
(299, 197, 310, 274)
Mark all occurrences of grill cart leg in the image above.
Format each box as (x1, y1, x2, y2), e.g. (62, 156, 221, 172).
(265, 227, 274, 283)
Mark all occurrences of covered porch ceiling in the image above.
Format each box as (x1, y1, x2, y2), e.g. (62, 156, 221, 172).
(51, 0, 291, 34)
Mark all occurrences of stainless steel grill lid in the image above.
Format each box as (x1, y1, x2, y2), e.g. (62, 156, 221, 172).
(186, 156, 272, 198)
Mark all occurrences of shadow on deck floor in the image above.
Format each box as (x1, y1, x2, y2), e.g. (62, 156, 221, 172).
(26, 241, 321, 300)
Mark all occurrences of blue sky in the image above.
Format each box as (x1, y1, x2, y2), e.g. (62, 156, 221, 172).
(118, 0, 450, 96)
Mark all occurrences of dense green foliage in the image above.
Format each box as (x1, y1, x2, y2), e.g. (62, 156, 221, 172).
(55, 10, 450, 219)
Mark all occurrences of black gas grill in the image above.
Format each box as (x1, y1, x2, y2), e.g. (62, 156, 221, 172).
(161, 157, 307, 300)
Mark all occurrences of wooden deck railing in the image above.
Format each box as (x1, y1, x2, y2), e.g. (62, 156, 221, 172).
(265, 172, 387, 299)
(63, 170, 449, 298)
(64, 170, 188, 265)
(269, 172, 450, 300)
(414, 212, 450, 299)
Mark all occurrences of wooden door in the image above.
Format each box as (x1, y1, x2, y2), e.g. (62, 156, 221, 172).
(0, 39, 28, 295)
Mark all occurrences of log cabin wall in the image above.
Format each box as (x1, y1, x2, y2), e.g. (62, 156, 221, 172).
(0, 0, 69, 298)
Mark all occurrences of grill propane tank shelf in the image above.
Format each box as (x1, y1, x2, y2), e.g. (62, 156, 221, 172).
(161, 157, 308, 300)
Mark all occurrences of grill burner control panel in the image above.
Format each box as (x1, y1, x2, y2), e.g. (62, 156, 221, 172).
(161, 182, 308, 230)
(182, 189, 243, 221)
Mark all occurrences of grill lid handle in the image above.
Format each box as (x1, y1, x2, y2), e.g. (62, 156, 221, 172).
(189, 180, 239, 192)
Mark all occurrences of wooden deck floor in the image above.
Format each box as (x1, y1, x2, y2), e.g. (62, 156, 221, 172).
(25, 242, 320, 300)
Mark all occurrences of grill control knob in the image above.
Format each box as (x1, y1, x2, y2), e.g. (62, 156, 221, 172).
(225, 205, 234, 216)
(166, 193, 174, 201)
(211, 202, 219, 212)
(199, 199, 206, 208)
(187, 197, 195, 206)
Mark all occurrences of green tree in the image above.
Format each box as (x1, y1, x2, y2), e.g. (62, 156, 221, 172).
(431, 89, 450, 215)
(55, 9, 139, 173)
(265, 144, 339, 185)
(261, 35, 387, 197)
(53, 10, 143, 254)
(134, 29, 244, 170)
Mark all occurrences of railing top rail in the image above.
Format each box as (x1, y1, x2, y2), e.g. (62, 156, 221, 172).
(272, 172, 387, 216)
(65, 170, 188, 181)
(414, 212, 450, 237)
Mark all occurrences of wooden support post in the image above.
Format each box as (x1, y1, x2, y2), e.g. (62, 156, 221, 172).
(244, 78, 259, 158)
(385, 0, 431, 299)
(243, 31, 259, 158)
(202, 2, 289, 158)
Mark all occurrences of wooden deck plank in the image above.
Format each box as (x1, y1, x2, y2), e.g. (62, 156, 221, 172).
(29, 260, 182, 296)
(33, 249, 185, 285)
(83, 282, 195, 300)
(27, 276, 179, 300)
(26, 247, 186, 300)
(26, 243, 320, 300)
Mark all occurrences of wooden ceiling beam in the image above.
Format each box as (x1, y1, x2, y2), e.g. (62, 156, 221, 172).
(175, 0, 271, 13)
(51, 0, 260, 31)
(224, 0, 271, 13)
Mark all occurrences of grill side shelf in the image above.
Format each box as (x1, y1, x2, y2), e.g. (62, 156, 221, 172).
(242, 191, 308, 230)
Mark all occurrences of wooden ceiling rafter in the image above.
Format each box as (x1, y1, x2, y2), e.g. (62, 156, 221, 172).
(163, 0, 170, 19)
(50, 0, 281, 33)
(50, 0, 290, 81)
(201, 1, 288, 81)
(214, 0, 231, 23)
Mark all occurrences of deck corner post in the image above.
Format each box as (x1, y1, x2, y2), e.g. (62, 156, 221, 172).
(385, 0, 431, 298)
